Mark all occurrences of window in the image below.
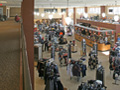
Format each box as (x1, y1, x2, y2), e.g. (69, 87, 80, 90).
(108, 7, 120, 14)
(61, 9, 66, 12)
(44, 9, 57, 13)
(88, 8, 101, 14)
(68, 9, 73, 13)
(77, 8, 85, 14)
(34, 8, 39, 13)
(109, 9, 113, 12)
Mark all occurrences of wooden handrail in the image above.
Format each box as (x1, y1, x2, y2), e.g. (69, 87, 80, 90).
(21, 23, 33, 90)
(20, 23, 23, 90)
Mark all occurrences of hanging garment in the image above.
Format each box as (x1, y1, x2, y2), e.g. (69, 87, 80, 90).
(81, 64, 87, 77)
(88, 55, 98, 70)
(45, 77, 54, 90)
(78, 80, 107, 90)
(67, 64, 73, 77)
(72, 64, 80, 77)
(96, 66, 104, 86)
(56, 81, 64, 90)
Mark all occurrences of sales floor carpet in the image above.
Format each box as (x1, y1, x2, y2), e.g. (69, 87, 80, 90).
(0, 20, 21, 90)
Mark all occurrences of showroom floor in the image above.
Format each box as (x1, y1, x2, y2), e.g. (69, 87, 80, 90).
(34, 33, 120, 90)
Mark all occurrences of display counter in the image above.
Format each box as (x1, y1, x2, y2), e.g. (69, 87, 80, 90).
(75, 33, 110, 51)
(74, 24, 115, 51)
(77, 19, 120, 42)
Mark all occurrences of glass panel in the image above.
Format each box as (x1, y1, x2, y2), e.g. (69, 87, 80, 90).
(77, 8, 85, 14)
(61, 9, 66, 12)
(89, 8, 100, 14)
(69, 9, 73, 13)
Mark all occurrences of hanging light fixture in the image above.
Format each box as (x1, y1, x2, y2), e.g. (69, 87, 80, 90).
(52, 7, 56, 14)
(41, 13, 45, 17)
(83, 0, 88, 19)
(48, 11, 50, 14)
(41, 5, 45, 17)
(114, 1, 119, 22)
(59, 12, 62, 15)
(84, 13, 88, 18)
(102, 13, 106, 18)
(52, 12, 55, 14)
(48, 3, 52, 14)
(34, 12, 37, 15)
(62, 11, 65, 15)
(65, 0, 71, 25)
(65, 17, 72, 25)
(49, 14, 53, 19)
(114, 14, 119, 22)
(69, 12, 72, 16)
(53, 7, 56, 13)
(36, 12, 40, 16)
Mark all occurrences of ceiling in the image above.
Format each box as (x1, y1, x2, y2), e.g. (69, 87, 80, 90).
(0, 0, 120, 8)
(35, 0, 120, 8)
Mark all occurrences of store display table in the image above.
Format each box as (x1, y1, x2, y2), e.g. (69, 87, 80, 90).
(75, 33, 110, 51)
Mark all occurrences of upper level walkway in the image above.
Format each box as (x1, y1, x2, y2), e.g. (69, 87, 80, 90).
(0, 20, 21, 90)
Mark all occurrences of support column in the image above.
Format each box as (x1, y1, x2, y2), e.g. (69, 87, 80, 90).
(115, 26, 120, 42)
(66, 8, 68, 17)
(62, 15, 66, 25)
(73, 7, 76, 25)
(100, 6, 106, 18)
(21, 0, 34, 90)
(85, 7, 88, 13)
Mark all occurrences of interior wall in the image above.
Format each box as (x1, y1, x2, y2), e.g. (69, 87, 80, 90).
(34, 5, 120, 23)
(87, 6, 101, 17)
(0, 6, 6, 15)
(76, 7, 85, 19)
(34, 8, 66, 20)
(76, 5, 120, 19)
(69, 8, 74, 19)
(10, 7, 21, 17)
(105, 5, 120, 18)
(76, 6, 101, 19)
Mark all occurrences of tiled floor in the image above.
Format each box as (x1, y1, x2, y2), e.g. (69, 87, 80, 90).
(34, 33, 120, 90)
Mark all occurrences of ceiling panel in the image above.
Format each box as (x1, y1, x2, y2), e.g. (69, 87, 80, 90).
(0, 0, 120, 8)
(35, 0, 120, 8)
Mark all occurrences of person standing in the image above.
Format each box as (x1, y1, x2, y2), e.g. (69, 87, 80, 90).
(44, 39, 49, 51)
(58, 48, 63, 66)
(15, 14, 20, 22)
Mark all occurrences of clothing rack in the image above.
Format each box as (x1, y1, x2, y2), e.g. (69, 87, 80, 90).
(88, 51, 98, 70)
(96, 64, 105, 86)
(58, 47, 68, 66)
(78, 80, 107, 90)
(67, 59, 87, 82)
(37, 58, 64, 90)
(109, 42, 120, 85)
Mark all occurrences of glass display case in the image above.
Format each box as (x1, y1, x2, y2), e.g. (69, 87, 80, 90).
(74, 24, 115, 51)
